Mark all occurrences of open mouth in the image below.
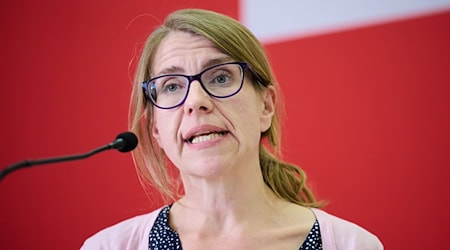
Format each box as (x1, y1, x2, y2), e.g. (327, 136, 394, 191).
(188, 131, 228, 144)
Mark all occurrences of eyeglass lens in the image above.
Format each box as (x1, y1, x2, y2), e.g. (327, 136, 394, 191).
(148, 63, 244, 109)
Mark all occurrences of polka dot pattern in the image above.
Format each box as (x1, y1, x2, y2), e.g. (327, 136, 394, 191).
(148, 205, 322, 250)
(148, 206, 181, 250)
(299, 220, 322, 250)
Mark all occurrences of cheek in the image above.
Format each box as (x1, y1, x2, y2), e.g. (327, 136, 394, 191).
(153, 111, 179, 148)
(229, 98, 262, 138)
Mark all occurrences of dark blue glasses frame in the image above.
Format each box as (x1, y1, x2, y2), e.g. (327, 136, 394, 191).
(142, 62, 249, 109)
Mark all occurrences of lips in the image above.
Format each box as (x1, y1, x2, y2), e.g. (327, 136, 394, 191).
(183, 125, 229, 144)
(188, 131, 227, 144)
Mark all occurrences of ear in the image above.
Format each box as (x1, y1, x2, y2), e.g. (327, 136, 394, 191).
(152, 121, 163, 149)
(260, 86, 276, 133)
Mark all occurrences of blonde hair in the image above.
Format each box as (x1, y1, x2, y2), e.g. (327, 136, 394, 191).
(129, 9, 323, 207)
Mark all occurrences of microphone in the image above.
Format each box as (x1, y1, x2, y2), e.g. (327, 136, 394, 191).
(108, 132, 138, 152)
(0, 132, 138, 182)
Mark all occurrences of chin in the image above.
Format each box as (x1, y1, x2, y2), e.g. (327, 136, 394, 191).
(180, 159, 233, 179)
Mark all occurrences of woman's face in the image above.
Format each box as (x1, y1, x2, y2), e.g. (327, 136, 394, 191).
(151, 31, 274, 178)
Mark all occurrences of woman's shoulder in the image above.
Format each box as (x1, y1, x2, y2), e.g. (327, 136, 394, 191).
(311, 208, 384, 250)
(80, 206, 165, 250)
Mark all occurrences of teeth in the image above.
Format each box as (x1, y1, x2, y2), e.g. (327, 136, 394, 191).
(190, 132, 225, 144)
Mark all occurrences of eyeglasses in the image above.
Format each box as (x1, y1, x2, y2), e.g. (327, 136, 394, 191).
(142, 62, 249, 109)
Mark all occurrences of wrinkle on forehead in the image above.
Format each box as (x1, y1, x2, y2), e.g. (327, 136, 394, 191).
(151, 31, 230, 77)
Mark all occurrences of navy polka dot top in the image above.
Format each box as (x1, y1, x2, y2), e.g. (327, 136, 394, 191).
(148, 205, 322, 249)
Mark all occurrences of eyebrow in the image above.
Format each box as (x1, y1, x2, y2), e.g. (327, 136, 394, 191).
(154, 56, 233, 76)
(203, 56, 233, 69)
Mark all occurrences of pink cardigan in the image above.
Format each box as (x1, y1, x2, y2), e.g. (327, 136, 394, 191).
(81, 207, 383, 250)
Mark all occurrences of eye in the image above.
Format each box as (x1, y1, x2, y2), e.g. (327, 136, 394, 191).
(164, 83, 180, 93)
(158, 77, 186, 94)
(207, 69, 233, 86)
(213, 74, 231, 84)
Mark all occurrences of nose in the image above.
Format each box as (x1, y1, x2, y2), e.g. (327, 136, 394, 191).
(183, 80, 213, 114)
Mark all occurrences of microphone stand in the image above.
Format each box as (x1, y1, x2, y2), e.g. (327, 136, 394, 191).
(0, 141, 123, 181)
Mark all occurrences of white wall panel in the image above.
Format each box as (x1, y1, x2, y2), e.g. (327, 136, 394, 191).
(241, 0, 450, 43)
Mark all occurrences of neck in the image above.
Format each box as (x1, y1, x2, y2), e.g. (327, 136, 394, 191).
(171, 160, 288, 235)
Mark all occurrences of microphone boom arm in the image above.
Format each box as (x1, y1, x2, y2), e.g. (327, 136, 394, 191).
(0, 144, 111, 181)
(0, 132, 137, 182)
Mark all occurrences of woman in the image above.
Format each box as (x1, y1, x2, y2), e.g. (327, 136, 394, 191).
(82, 8, 383, 250)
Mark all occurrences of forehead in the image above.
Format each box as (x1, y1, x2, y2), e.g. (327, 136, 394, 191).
(151, 31, 230, 76)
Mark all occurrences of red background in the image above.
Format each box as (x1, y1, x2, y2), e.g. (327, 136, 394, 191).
(0, 1, 449, 249)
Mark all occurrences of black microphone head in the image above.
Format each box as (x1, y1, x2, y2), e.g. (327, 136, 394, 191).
(115, 132, 138, 152)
